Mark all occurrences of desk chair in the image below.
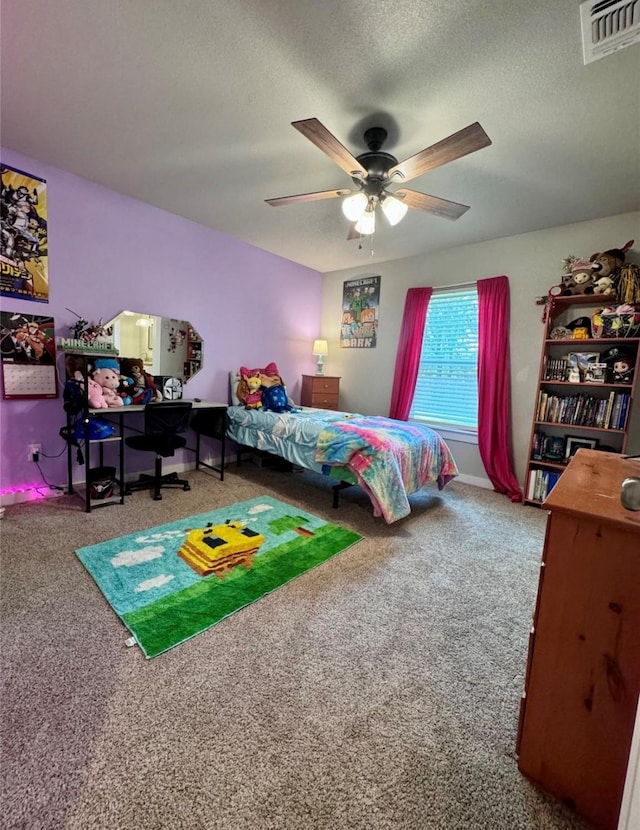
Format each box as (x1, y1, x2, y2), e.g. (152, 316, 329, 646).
(124, 402, 193, 500)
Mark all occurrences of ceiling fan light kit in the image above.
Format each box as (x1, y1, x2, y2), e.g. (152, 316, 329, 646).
(355, 205, 376, 236)
(380, 194, 408, 226)
(342, 192, 368, 221)
(266, 117, 491, 242)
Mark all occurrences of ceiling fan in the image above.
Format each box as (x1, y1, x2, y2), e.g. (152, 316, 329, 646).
(266, 118, 492, 239)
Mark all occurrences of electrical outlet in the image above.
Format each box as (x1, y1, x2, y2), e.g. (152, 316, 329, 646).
(27, 443, 42, 461)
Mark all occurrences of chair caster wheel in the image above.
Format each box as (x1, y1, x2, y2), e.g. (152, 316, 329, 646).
(153, 493, 163, 500)
(183, 484, 191, 491)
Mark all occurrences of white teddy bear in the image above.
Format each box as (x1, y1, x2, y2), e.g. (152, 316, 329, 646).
(593, 275, 616, 295)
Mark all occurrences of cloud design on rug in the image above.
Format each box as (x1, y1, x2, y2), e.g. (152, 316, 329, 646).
(111, 546, 164, 567)
(135, 529, 185, 544)
(134, 574, 174, 593)
(248, 504, 274, 515)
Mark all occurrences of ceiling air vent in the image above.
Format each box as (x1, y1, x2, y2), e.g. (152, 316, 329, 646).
(580, 0, 640, 63)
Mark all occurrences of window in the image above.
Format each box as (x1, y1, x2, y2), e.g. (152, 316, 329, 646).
(409, 287, 478, 431)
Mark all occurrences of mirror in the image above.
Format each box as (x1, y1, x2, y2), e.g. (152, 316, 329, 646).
(105, 311, 203, 383)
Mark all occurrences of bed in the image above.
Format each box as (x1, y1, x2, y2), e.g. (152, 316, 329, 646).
(226, 383, 458, 523)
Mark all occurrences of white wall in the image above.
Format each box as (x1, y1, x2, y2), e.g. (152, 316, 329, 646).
(320, 212, 640, 487)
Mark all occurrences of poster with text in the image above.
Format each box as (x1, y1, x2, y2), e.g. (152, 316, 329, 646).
(1, 164, 49, 303)
(340, 275, 380, 348)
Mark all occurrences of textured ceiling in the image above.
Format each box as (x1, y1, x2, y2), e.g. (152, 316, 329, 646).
(1, 0, 639, 273)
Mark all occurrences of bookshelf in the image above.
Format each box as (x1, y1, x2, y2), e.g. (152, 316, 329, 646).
(524, 295, 639, 505)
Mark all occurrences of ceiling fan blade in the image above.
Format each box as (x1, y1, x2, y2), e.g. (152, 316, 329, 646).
(347, 223, 361, 241)
(388, 122, 491, 183)
(395, 189, 470, 220)
(292, 118, 368, 177)
(265, 188, 350, 207)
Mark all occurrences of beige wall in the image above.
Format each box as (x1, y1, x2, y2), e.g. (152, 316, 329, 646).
(320, 211, 640, 488)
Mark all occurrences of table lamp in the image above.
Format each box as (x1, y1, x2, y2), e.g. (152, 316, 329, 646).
(312, 339, 328, 375)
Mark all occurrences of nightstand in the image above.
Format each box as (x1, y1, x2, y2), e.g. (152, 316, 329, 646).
(300, 375, 340, 410)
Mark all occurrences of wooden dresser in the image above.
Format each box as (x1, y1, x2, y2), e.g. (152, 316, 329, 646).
(300, 374, 340, 410)
(517, 449, 640, 830)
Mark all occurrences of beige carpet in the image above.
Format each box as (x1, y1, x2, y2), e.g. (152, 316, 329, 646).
(0, 463, 593, 830)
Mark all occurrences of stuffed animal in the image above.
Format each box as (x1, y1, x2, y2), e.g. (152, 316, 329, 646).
(91, 367, 125, 407)
(261, 383, 296, 413)
(593, 275, 616, 295)
(561, 258, 598, 295)
(239, 368, 263, 410)
(120, 357, 162, 404)
(589, 240, 640, 303)
(73, 370, 108, 409)
(602, 346, 635, 384)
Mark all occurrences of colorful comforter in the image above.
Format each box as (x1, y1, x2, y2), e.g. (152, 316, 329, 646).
(315, 416, 458, 523)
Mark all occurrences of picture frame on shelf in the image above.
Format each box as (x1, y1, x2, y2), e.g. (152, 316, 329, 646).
(566, 352, 602, 383)
(543, 435, 566, 462)
(564, 436, 598, 461)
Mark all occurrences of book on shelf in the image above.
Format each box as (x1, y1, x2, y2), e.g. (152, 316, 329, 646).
(604, 390, 616, 428)
(527, 468, 562, 502)
(543, 356, 569, 381)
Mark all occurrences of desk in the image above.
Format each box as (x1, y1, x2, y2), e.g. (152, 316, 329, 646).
(65, 400, 227, 512)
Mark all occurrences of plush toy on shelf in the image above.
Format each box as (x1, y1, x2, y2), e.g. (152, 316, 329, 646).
(560, 258, 599, 295)
(602, 346, 635, 384)
(590, 240, 640, 304)
(120, 357, 162, 405)
(91, 358, 126, 407)
(73, 370, 108, 409)
(592, 275, 616, 295)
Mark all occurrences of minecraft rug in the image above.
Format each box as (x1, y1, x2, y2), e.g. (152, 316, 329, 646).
(76, 495, 362, 658)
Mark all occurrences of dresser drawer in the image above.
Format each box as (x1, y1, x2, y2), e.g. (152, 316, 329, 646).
(310, 392, 340, 409)
(310, 377, 340, 395)
(300, 374, 341, 410)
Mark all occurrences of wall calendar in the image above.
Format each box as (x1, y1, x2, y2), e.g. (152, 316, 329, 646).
(0, 311, 57, 399)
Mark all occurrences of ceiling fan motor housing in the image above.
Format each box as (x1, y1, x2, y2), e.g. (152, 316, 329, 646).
(352, 127, 398, 195)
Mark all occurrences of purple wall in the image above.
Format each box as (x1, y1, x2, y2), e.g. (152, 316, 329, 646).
(0, 148, 323, 497)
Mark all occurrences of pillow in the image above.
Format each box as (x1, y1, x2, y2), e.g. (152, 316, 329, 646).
(229, 371, 242, 406)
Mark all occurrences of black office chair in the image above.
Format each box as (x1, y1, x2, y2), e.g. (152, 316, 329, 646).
(124, 402, 193, 500)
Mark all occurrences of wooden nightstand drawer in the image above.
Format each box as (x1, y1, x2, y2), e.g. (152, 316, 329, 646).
(300, 374, 341, 410)
(310, 392, 339, 409)
(310, 376, 339, 395)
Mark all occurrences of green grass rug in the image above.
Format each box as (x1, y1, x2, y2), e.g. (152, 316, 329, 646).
(76, 495, 362, 658)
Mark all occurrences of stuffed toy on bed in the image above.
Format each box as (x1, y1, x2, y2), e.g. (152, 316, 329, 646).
(238, 367, 263, 410)
(261, 383, 296, 413)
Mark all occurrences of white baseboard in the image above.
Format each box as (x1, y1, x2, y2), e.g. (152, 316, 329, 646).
(453, 473, 495, 490)
(1, 487, 66, 507)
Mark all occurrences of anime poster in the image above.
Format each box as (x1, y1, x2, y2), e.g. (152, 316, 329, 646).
(1, 164, 49, 303)
(0, 311, 57, 398)
(340, 275, 380, 348)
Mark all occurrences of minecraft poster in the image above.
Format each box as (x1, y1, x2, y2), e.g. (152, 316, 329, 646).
(1, 164, 49, 303)
(340, 275, 380, 348)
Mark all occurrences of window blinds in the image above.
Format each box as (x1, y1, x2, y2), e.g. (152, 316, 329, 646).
(409, 288, 478, 428)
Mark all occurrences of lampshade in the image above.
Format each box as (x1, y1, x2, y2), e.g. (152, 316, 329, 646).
(312, 339, 328, 356)
(341, 192, 368, 222)
(355, 206, 375, 235)
(381, 195, 408, 226)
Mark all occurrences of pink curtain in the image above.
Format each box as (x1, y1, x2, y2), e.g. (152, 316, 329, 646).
(389, 287, 432, 420)
(477, 276, 522, 501)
